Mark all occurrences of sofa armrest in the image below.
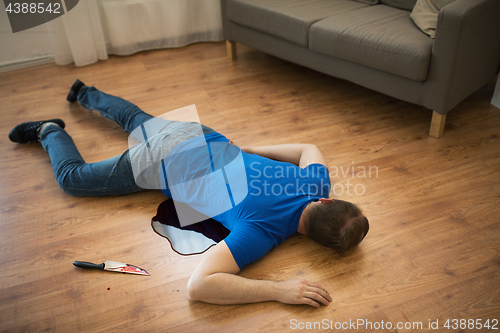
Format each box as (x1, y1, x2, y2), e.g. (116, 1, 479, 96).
(424, 0, 500, 114)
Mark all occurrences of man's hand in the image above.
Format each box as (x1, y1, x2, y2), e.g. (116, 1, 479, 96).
(187, 242, 332, 307)
(275, 279, 332, 308)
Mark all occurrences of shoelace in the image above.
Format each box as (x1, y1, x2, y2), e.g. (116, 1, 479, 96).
(21, 122, 42, 143)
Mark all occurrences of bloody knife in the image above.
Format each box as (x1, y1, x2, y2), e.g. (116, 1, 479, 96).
(73, 260, 149, 276)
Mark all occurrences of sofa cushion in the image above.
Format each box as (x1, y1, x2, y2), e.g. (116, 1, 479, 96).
(381, 0, 417, 11)
(354, 0, 380, 4)
(309, 5, 433, 81)
(410, 0, 457, 38)
(226, 0, 368, 47)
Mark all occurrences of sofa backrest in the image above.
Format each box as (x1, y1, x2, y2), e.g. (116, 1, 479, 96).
(381, 0, 417, 11)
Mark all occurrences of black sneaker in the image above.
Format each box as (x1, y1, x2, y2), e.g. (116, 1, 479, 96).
(9, 119, 65, 143)
(66, 79, 86, 102)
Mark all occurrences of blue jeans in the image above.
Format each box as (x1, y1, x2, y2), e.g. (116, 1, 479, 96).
(40, 86, 213, 197)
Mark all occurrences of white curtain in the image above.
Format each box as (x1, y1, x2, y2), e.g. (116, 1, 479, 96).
(47, 0, 223, 67)
(492, 75, 500, 110)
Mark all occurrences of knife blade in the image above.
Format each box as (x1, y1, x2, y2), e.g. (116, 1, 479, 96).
(73, 260, 149, 276)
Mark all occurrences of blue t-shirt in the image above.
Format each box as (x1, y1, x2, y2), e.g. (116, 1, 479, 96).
(160, 132, 331, 269)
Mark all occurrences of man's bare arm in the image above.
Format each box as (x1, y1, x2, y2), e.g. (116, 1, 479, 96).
(240, 144, 327, 168)
(187, 241, 331, 307)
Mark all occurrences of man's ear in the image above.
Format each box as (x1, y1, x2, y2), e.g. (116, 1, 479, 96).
(319, 198, 333, 203)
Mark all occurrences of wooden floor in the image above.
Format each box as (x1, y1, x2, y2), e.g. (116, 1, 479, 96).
(1, 42, 499, 332)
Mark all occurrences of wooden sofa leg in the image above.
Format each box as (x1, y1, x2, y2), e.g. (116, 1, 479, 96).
(429, 111, 446, 138)
(226, 40, 237, 60)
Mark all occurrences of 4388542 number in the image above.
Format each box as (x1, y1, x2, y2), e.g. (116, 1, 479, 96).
(5, 2, 61, 14)
(444, 318, 498, 330)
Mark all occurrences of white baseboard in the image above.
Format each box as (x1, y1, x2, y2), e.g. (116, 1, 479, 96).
(0, 56, 55, 73)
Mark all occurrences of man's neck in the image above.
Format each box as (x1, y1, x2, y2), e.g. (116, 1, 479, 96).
(297, 202, 313, 235)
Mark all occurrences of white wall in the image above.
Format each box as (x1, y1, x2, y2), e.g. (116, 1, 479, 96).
(0, 1, 54, 72)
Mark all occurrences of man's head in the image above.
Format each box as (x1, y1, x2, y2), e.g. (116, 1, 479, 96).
(304, 198, 369, 253)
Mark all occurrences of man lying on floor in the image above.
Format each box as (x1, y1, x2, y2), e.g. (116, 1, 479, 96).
(8, 80, 369, 308)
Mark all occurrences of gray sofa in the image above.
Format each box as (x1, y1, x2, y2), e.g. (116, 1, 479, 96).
(221, 0, 500, 137)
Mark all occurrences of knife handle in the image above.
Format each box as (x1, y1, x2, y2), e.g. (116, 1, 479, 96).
(73, 261, 105, 270)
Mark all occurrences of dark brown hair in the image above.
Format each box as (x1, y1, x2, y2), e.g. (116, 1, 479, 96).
(304, 199, 369, 252)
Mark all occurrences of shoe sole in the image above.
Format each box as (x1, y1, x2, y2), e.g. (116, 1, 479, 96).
(67, 79, 85, 102)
